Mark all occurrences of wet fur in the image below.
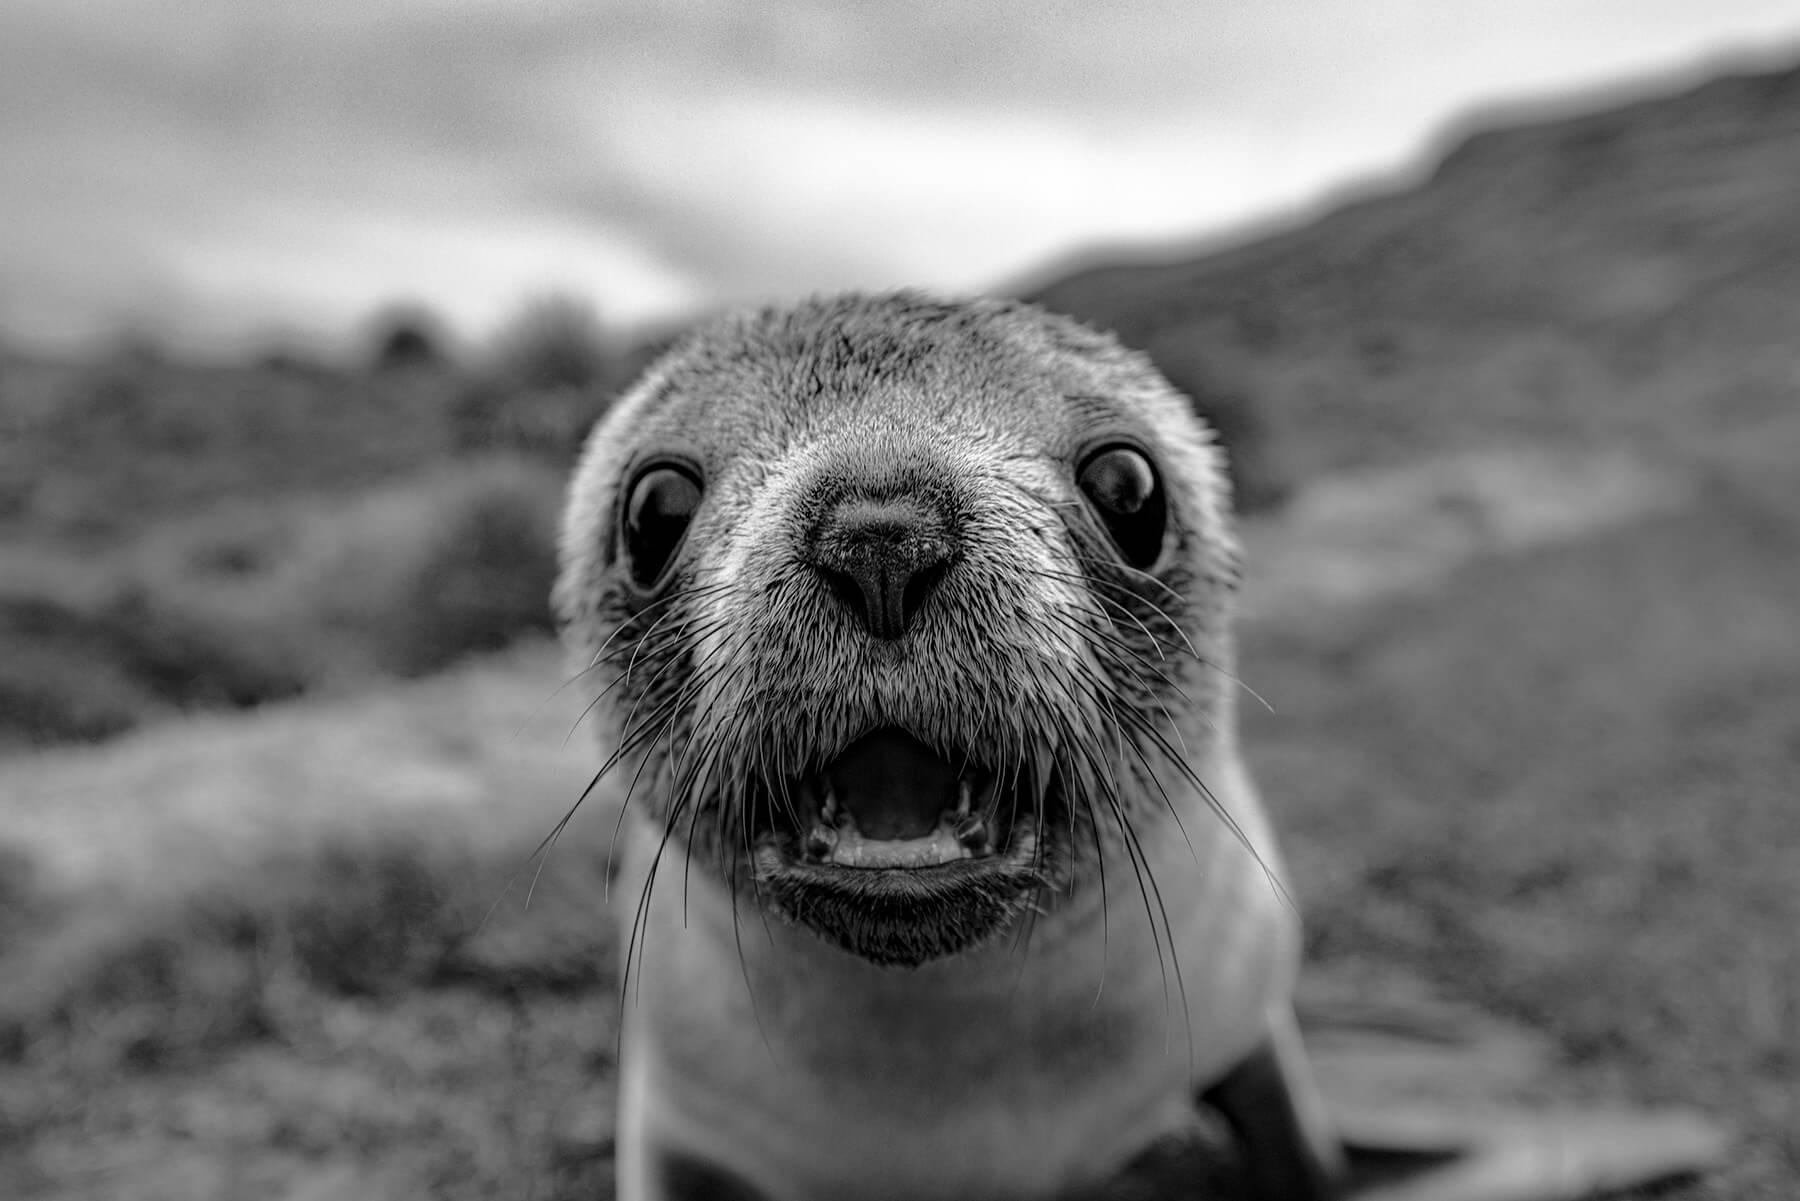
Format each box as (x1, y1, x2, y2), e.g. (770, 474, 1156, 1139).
(555, 293, 1312, 1200)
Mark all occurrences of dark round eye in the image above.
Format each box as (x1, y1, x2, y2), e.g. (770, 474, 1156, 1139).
(622, 464, 703, 591)
(1077, 445, 1167, 569)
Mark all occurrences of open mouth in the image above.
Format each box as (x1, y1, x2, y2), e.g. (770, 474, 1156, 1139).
(758, 726, 1041, 870)
(750, 726, 1057, 966)
(797, 727, 1014, 867)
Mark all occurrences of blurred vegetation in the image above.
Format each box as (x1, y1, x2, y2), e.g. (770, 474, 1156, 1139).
(0, 458, 569, 749)
(490, 293, 612, 394)
(366, 302, 455, 375)
(450, 293, 622, 458)
(0, 293, 653, 750)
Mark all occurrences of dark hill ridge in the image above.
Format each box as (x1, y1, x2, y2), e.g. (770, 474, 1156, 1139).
(1025, 57, 1800, 480)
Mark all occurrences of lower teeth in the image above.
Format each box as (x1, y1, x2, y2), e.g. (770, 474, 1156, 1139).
(800, 809, 995, 869)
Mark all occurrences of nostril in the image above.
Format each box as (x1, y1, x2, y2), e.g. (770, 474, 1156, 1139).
(902, 560, 950, 630)
(830, 553, 942, 641)
(806, 497, 954, 641)
(820, 565, 868, 623)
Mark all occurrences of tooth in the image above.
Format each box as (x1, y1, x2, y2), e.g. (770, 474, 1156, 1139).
(954, 814, 990, 852)
(821, 778, 840, 823)
(805, 824, 838, 861)
(954, 777, 973, 818)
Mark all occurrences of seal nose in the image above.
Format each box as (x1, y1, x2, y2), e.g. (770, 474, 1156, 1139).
(807, 496, 952, 640)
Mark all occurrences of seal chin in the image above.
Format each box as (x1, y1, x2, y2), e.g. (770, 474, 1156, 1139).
(752, 832, 1047, 966)
(748, 726, 1058, 967)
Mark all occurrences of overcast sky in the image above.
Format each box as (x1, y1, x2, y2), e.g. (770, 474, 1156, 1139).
(3, 0, 1798, 353)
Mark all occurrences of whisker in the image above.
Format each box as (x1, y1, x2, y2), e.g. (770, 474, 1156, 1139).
(1028, 562, 1191, 661)
(512, 580, 730, 743)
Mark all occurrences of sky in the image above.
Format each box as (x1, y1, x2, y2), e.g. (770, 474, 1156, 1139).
(2, 0, 1798, 354)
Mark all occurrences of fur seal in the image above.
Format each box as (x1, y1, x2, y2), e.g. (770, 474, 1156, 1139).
(554, 292, 1724, 1200)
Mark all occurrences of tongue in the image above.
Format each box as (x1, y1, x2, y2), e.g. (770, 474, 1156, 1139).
(825, 728, 959, 841)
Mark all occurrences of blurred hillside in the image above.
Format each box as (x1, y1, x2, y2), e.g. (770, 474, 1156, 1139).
(1026, 59, 1800, 482)
(0, 299, 633, 750)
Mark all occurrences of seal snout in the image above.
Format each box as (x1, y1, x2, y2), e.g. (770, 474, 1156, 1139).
(804, 494, 953, 640)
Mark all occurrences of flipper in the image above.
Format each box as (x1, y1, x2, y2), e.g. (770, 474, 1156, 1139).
(1201, 1009, 1346, 1200)
(1336, 1107, 1732, 1201)
(643, 1145, 773, 1201)
(1201, 996, 1731, 1201)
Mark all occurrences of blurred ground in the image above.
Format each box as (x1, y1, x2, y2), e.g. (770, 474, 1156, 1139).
(2, 426, 1793, 1198)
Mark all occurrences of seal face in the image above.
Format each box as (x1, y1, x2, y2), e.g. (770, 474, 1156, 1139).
(557, 293, 1245, 973)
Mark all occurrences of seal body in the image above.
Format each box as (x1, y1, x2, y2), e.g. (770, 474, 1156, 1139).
(557, 293, 1338, 1200)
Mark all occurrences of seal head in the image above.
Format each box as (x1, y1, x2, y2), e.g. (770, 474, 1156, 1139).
(556, 292, 1242, 968)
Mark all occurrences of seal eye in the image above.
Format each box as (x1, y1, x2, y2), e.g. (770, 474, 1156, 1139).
(622, 464, 703, 591)
(1077, 445, 1167, 569)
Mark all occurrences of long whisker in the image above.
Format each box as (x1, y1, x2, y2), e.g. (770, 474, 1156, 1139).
(1040, 698, 1114, 1007)
(509, 579, 732, 741)
(1029, 562, 1193, 660)
(1053, 551, 1274, 714)
(561, 608, 737, 748)
(1105, 680, 1293, 911)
